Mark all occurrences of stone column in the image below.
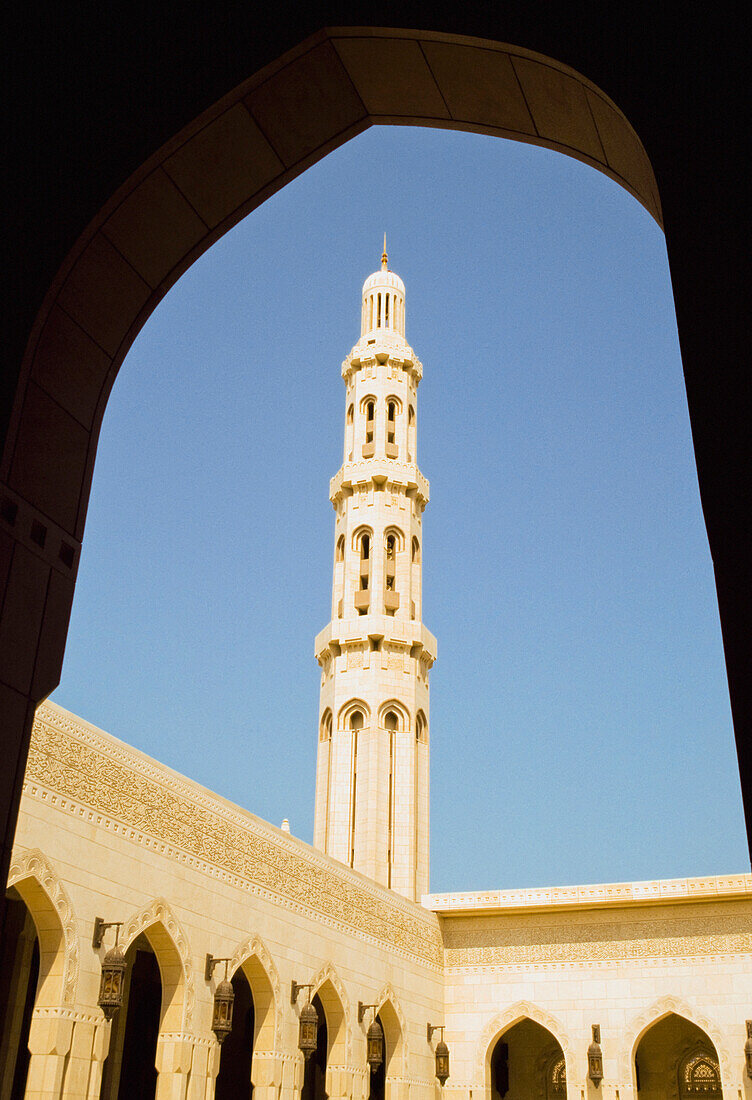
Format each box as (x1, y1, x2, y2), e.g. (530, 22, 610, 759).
(155, 1034, 194, 1100)
(24, 1009, 74, 1100)
(58, 1013, 108, 1099)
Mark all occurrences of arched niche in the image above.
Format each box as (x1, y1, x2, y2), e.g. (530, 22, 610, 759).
(477, 1002, 571, 1099)
(622, 997, 731, 1090)
(229, 935, 281, 1054)
(631, 1011, 725, 1100)
(374, 990, 406, 1079)
(120, 899, 193, 1034)
(311, 964, 351, 1069)
(6, 849, 78, 1009)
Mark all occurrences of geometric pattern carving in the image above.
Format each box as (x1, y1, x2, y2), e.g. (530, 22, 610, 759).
(549, 1055, 567, 1095)
(122, 897, 195, 1030)
(443, 913, 752, 967)
(7, 847, 80, 1006)
(680, 1049, 721, 1095)
(26, 708, 442, 967)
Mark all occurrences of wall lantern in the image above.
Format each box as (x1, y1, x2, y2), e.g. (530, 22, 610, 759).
(428, 1024, 450, 1087)
(93, 917, 126, 1021)
(358, 1002, 384, 1072)
(292, 980, 318, 1060)
(205, 954, 235, 1044)
(588, 1024, 604, 1087)
(745, 1021, 752, 1079)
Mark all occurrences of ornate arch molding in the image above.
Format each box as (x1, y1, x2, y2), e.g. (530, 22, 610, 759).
(475, 1001, 572, 1086)
(121, 897, 195, 1031)
(311, 961, 353, 1064)
(229, 933, 283, 1050)
(375, 983, 409, 1075)
(377, 699, 410, 730)
(338, 699, 371, 729)
(621, 996, 731, 1087)
(7, 848, 80, 1007)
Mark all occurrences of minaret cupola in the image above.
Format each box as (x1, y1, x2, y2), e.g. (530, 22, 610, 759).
(360, 236, 406, 340)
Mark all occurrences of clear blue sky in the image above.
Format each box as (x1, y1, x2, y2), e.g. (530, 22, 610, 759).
(51, 126, 749, 894)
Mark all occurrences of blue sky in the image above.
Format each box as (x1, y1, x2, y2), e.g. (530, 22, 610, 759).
(52, 126, 749, 893)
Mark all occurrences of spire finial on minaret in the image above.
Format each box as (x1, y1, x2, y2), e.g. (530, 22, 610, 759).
(381, 233, 388, 270)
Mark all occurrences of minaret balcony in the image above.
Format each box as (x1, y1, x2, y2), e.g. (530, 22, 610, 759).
(329, 463, 429, 507)
(315, 617, 437, 664)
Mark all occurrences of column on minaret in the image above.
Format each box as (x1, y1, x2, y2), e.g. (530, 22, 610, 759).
(313, 245, 436, 902)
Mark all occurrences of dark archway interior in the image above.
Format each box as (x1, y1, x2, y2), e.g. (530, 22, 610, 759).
(369, 1015, 386, 1100)
(490, 1019, 564, 1100)
(634, 1013, 721, 1100)
(216, 968, 255, 1100)
(100, 936, 161, 1100)
(0, 890, 39, 1100)
(302, 993, 328, 1100)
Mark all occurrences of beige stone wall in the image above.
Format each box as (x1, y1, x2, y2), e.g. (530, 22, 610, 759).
(10, 701, 443, 1100)
(429, 887, 752, 1100)
(7, 700, 752, 1100)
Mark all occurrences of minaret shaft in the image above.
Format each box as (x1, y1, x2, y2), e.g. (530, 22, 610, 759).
(313, 254, 435, 902)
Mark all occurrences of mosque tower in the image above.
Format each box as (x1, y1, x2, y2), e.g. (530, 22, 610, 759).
(313, 241, 436, 902)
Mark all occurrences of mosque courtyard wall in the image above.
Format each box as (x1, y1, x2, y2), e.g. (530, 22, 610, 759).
(4, 700, 751, 1099)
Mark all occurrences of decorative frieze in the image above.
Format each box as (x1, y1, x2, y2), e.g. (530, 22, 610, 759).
(26, 705, 442, 968)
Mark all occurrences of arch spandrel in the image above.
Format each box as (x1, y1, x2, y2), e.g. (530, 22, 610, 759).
(7, 848, 79, 1007)
(476, 1001, 572, 1088)
(229, 933, 283, 1051)
(121, 897, 194, 1033)
(622, 997, 731, 1088)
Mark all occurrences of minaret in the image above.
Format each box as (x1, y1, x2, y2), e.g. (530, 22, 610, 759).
(313, 243, 436, 902)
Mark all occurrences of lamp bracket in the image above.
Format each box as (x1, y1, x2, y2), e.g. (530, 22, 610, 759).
(359, 1001, 378, 1024)
(427, 1023, 444, 1044)
(205, 954, 232, 982)
(92, 916, 123, 950)
(291, 980, 314, 1006)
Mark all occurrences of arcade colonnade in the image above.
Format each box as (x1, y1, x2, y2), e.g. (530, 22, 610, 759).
(2, 702, 751, 1100)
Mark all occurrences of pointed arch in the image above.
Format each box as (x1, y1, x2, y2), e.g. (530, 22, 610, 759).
(7, 848, 79, 1007)
(229, 934, 282, 1052)
(476, 1001, 571, 1089)
(383, 526, 405, 552)
(121, 898, 194, 1032)
(338, 699, 370, 729)
(310, 962, 352, 1066)
(622, 996, 730, 1088)
(377, 700, 410, 732)
(374, 984, 408, 1076)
